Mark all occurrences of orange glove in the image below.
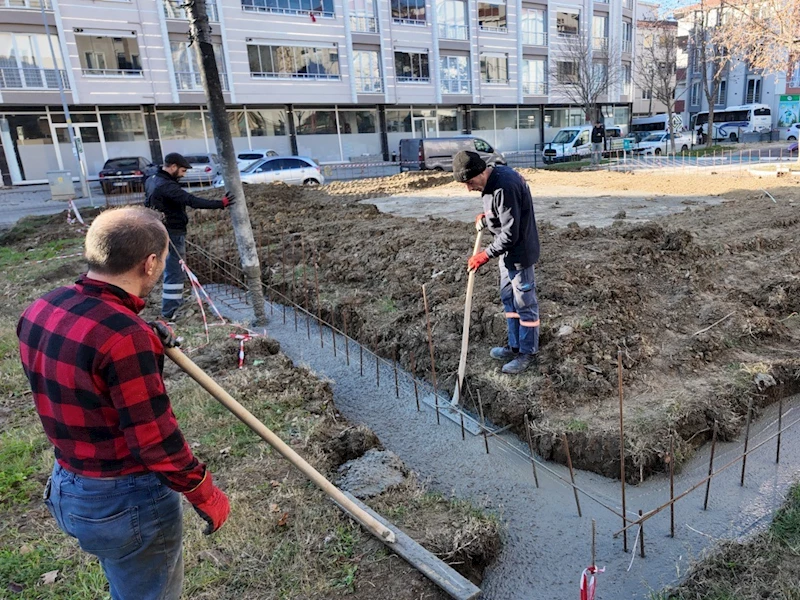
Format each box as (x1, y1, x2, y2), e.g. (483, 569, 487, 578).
(184, 471, 230, 535)
(467, 250, 489, 272)
(475, 213, 487, 232)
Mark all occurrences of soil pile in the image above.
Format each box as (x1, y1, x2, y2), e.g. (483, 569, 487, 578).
(189, 171, 800, 482)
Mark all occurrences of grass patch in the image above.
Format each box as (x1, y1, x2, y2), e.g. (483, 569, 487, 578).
(0, 428, 48, 506)
(0, 545, 109, 599)
(0, 238, 83, 269)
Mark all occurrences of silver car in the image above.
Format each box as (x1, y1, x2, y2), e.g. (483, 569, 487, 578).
(214, 156, 324, 187)
(181, 153, 221, 185)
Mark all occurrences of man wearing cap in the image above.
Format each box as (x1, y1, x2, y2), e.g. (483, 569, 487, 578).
(145, 152, 235, 320)
(453, 151, 540, 374)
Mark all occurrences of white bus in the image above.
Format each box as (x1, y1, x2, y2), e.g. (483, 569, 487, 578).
(693, 104, 772, 142)
(631, 114, 683, 142)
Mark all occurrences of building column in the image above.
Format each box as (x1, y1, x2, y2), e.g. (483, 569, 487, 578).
(378, 105, 390, 161)
(462, 105, 471, 133)
(286, 104, 299, 156)
(0, 119, 15, 186)
(143, 105, 163, 164)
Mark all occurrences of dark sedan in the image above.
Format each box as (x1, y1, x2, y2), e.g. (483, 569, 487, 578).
(99, 156, 155, 195)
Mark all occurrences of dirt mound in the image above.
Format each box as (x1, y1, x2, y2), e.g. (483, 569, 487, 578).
(188, 178, 800, 482)
(325, 170, 453, 196)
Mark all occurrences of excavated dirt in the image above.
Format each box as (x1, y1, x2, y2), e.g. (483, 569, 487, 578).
(188, 170, 800, 483)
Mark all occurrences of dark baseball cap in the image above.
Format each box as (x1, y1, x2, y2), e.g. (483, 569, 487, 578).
(163, 152, 192, 169)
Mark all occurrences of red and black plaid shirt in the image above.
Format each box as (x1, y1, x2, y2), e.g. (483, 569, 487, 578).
(17, 275, 204, 493)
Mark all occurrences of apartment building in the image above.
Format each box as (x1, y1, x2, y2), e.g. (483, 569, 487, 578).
(0, 0, 637, 184)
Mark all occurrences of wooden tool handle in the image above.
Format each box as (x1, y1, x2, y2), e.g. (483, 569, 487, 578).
(453, 230, 483, 406)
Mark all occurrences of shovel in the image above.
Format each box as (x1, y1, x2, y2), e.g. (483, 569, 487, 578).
(451, 229, 483, 407)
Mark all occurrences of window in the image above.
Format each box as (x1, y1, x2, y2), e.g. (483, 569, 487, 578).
(521, 9, 546, 46)
(352, 50, 382, 92)
(480, 54, 508, 83)
(391, 0, 426, 24)
(100, 113, 146, 141)
(164, 0, 218, 21)
(474, 138, 493, 152)
(592, 14, 608, 50)
(522, 58, 546, 95)
(478, 1, 506, 32)
(440, 55, 470, 94)
(437, 108, 460, 131)
(240, 0, 334, 17)
(247, 109, 287, 136)
(622, 63, 631, 95)
(557, 11, 579, 36)
(745, 77, 762, 103)
(247, 44, 339, 79)
(171, 41, 227, 91)
(690, 81, 700, 105)
(437, 0, 468, 40)
(715, 79, 726, 105)
(158, 111, 205, 140)
(76, 36, 142, 77)
(557, 61, 578, 84)
(386, 109, 412, 132)
(642, 87, 652, 99)
(295, 109, 337, 134)
(350, 0, 378, 32)
(338, 109, 377, 133)
(592, 60, 607, 85)
(394, 51, 429, 82)
(0, 33, 67, 90)
(622, 20, 633, 53)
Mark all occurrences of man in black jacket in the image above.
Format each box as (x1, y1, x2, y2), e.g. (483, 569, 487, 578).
(454, 151, 540, 374)
(145, 152, 234, 319)
(591, 121, 605, 165)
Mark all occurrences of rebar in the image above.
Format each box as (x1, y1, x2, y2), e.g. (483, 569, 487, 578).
(669, 434, 675, 538)
(421, 284, 438, 399)
(314, 261, 323, 349)
(562, 433, 582, 517)
(591, 519, 596, 568)
(281, 241, 286, 324)
(302, 240, 310, 340)
(777, 397, 783, 464)
(374, 335, 380, 387)
(343, 310, 350, 366)
(618, 350, 628, 552)
(524, 414, 540, 488)
(638, 510, 645, 558)
(409, 350, 420, 411)
(477, 389, 489, 454)
(332, 312, 337, 357)
(393, 346, 399, 399)
(704, 421, 718, 511)
(266, 238, 273, 315)
(360, 343, 363, 377)
(291, 241, 298, 331)
(740, 397, 754, 486)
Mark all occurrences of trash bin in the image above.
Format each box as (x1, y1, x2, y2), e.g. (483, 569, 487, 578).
(47, 171, 75, 201)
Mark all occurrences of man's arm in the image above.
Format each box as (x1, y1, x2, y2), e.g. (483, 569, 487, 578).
(163, 179, 225, 210)
(485, 187, 521, 259)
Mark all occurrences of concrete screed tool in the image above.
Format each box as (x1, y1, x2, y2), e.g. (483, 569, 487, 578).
(165, 346, 481, 600)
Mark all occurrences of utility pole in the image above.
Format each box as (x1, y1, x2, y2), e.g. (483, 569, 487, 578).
(186, 0, 266, 325)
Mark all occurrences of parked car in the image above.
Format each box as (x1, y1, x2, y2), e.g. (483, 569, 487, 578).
(398, 137, 505, 172)
(99, 156, 155, 195)
(781, 123, 800, 141)
(180, 153, 221, 185)
(236, 148, 279, 171)
(213, 156, 323, 187)
(542, 126, 592, 163)
(633, 132, 691, 155)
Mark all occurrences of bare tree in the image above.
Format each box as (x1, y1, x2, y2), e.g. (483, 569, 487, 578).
(635, 21, 685, 152)
(549, 33, 624, 123)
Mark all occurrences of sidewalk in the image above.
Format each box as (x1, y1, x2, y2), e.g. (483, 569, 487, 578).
(0, 184, 101, 229)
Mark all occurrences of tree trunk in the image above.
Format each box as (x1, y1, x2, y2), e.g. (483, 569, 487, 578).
(667, 103, 676, 154)
(187, 0, 267, 325)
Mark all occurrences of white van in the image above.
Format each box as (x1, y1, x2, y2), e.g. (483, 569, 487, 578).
(542, 125, 593, 164)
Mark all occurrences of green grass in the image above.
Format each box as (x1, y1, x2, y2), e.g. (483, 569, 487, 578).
(0, 428, 48, 506)
(0, 238, 83, 269)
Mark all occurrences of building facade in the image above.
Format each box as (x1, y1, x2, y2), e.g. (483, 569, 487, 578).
(0, 0, 638, 184)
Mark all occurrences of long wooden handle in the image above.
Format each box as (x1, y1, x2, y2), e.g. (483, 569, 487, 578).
(453, 230, 483, 406)
(165, 347, 396, 543)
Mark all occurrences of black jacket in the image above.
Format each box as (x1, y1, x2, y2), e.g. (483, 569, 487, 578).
(591, 125, 605, 144)
(145, 168, 224, 233)
(481, 165, 540, 270)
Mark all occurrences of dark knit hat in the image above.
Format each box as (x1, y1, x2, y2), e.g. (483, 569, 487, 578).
(453, 150, 487, 182)
(163, 152, 192, 168)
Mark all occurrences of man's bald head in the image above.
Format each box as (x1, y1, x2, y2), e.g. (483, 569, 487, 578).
(85, 207, 168, 275)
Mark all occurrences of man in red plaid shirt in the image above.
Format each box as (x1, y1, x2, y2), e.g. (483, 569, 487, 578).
(17, 206, 229, 600)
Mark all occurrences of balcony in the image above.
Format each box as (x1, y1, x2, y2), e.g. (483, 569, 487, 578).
(251, 71, 340, 81)
(241, 0, 333, 17)
(397, 75, 430, 83)
(522, 31, 547, 46)
(479, 24, 507, 34)
(438, 23, 468, 40)
(441, 79, 471, 94)
(82, 68, 143, 77)
(165, 0, 218, 21)
(0, 66, 68, 89)
(622, 39, 632, 53)
(355, 76, 382, 93)
(2, 0, 50, 8)
(593, 36, 609, 51)
(174, 70, 229, 91)
(350, 12, 377, 32)
(523, 81, 547, 95)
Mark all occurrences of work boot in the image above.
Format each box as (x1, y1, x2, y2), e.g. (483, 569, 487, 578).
(502, 353, 537, 375)
(490, 346, 518, 361)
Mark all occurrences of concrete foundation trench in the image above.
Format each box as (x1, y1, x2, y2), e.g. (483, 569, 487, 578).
(191, 277, 800, 600)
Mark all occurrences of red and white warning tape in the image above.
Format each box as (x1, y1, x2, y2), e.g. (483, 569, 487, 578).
(579, 566, 604, 600)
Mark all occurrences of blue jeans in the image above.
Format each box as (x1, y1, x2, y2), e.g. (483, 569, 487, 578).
(162, 232, 186, 319)
(499, 262, 540, 355)
(44, 463, 184, 600)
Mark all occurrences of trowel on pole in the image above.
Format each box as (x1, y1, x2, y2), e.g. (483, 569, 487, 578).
(451, 229, 483, 407)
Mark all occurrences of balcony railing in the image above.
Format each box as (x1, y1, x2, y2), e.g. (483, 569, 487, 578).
(241, 1, 333, 17)
(350, 12, 377, 32)
(622, 39, 632, 53)
(82, 68, 143, 77)
(174, 70, 229, 91)
(251, 71, 340, 80)
(523, 81, 547, 95)
(522, 31, 547, 46)
(438, 23, 468, 40)
(479, 24, 507, 33)
(483, 77, 509, 84)
(355, 76, 382, 93)
(392, 17, 426, 26)
(397, 75, 430, 83)
(2, 0, 50, 8)
(441, 79, 471, 94)
(0, 66, 68, 89)
(165, 0, 218, 20)
(593, 36, 609, 51)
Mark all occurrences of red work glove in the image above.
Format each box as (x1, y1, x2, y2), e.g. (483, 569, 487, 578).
(184, 471, 230, 535)
(222, 191, 235, 208)
(467, 250, 490, 272)
(475, 213, 487, 232)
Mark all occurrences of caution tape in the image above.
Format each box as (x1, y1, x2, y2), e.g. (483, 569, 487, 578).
(579, 565, 604, 600)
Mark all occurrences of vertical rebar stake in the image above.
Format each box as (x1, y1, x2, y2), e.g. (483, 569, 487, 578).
(291, 240, 298, 331)
(591, 519, 596, 568)
(703, 421, 718, 511)
(460, 411, 466, 441)
(669, 434, 675, 538)
(421, 284, 438, 400)
(740, 397, 754, 487)
(265, 231, 273, 315)
(638, 509, 645, 558)
(314, 261, 323, 349)
(332, 312, 337, 357)
(562, 433, 582, 517)
(524, 414, 540, 488)
(302, 240, 310, 339)
(281, 241, 286, 324)
(409, 350, 420, 412)
(360, 343, 363, 377)
(393, 346, 399, 399)
(618, 349, 628, 552)
(477, 389, 489, 454)
(343, 310, 350, 366)
(777, 397, 783, 464)
(374, 335, 380, 388)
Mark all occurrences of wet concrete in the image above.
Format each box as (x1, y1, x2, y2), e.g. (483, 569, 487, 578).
(205, 287, 800, 599)
(362, 184, 726, 228)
